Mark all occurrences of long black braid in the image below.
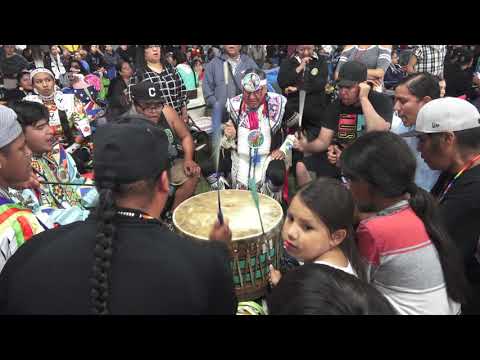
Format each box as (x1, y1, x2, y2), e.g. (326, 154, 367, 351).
(89, 174, 163, 314)
(89, 116, 169, 314)
(90, 180, 117, 315)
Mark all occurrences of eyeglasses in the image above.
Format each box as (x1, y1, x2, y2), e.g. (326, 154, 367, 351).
(146, 45, 161, 49)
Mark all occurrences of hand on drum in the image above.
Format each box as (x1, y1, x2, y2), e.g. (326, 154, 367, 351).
(184, 159, 201, 177)
(269, 265, 282, 287)
(209, 218, 232, 244)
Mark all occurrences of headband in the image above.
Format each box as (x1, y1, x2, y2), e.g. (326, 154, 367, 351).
(30, 68, 55, 80)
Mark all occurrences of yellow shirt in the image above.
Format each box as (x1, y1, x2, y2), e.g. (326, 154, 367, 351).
(63, 45, 81, 53)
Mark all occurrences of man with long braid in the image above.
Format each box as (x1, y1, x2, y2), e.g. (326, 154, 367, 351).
(0, 117, 237, 315)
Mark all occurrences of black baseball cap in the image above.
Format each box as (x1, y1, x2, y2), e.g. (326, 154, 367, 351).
(337, 61, 368, 87)
(93, 118, 170, 184)
(130, 80, 165, 103)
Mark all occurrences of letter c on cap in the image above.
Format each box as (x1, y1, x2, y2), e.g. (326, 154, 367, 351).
(148, 87, 156, 97)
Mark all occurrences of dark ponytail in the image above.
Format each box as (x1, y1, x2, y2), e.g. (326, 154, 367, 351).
(90, 180, 117, 315)
(407, 183, 470, 304)
(339, 228, 366, 282)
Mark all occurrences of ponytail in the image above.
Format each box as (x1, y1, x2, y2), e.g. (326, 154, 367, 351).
(90, 181, 117, 315)
(339, 226, 367, 282)
(407, 183, 470, 304)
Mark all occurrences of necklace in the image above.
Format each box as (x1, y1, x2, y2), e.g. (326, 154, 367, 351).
(147, 63, 164, 74)
(39, 92, 56, 101)
(438, 153, 480, 203)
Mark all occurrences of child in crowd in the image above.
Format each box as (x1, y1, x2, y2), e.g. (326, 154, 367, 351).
(270, 177, 365, 285)
(268, 263, 396, 315)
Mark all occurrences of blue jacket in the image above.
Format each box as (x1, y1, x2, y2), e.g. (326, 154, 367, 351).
(202, 53, 258, 107)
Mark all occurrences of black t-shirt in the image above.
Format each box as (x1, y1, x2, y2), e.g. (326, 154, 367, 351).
(107, 77, 128, 109)
(0, 54, 29, 77)
(277, 55, 329, 130)
(115, 47, 136, 65)
(5, 88, 30, 105)
(88, 52, 106, 72)
(444, 62, 474, 98)
(323, 91, 393, 145)
(277, 55, 328, 107)
(431, 166, 480, 283)
(0, 213, 237, 314)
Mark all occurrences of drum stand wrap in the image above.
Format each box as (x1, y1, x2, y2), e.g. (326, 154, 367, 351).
(173, 190, 284, 302)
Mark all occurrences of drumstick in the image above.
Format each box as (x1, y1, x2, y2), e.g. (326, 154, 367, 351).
(211, 101, 225, 224)
(248, 169, 272, 293)
(248, 152, 268, 251)
(297, 61, 307, 137)
(217, 189, 223, 224)
(298, 89, 306, 132)
(33, 166, 96, 187)
(39, 181, 96, 187)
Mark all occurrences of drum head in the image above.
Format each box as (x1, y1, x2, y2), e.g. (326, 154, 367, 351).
(173, 190, 283, 241)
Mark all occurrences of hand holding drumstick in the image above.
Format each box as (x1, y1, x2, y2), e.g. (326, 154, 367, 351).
(209, 218, 232, 244)
(269, 265, 282, 286)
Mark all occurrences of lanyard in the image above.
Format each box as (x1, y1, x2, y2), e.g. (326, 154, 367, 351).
(116, 209, 156, 221)
(438, 153, 480, 203)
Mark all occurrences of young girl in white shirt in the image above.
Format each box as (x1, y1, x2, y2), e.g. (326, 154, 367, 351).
(270, 177, 365, 285)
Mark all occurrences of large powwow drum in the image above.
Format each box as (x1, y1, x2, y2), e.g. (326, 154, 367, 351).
(173, 190, 284, 301)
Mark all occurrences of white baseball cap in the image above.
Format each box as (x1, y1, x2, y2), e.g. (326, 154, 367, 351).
(402, 97, 480, 137)
(0, 105, 22, 149)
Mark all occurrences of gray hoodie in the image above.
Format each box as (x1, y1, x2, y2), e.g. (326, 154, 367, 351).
(202, 53, 258, 107)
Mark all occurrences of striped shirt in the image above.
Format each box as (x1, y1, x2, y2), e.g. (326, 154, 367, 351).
(336, 46, 392, 91)
(337, 45, 392, 73)
(0, 197, 45, 273)
(357, 200, 460, 315)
